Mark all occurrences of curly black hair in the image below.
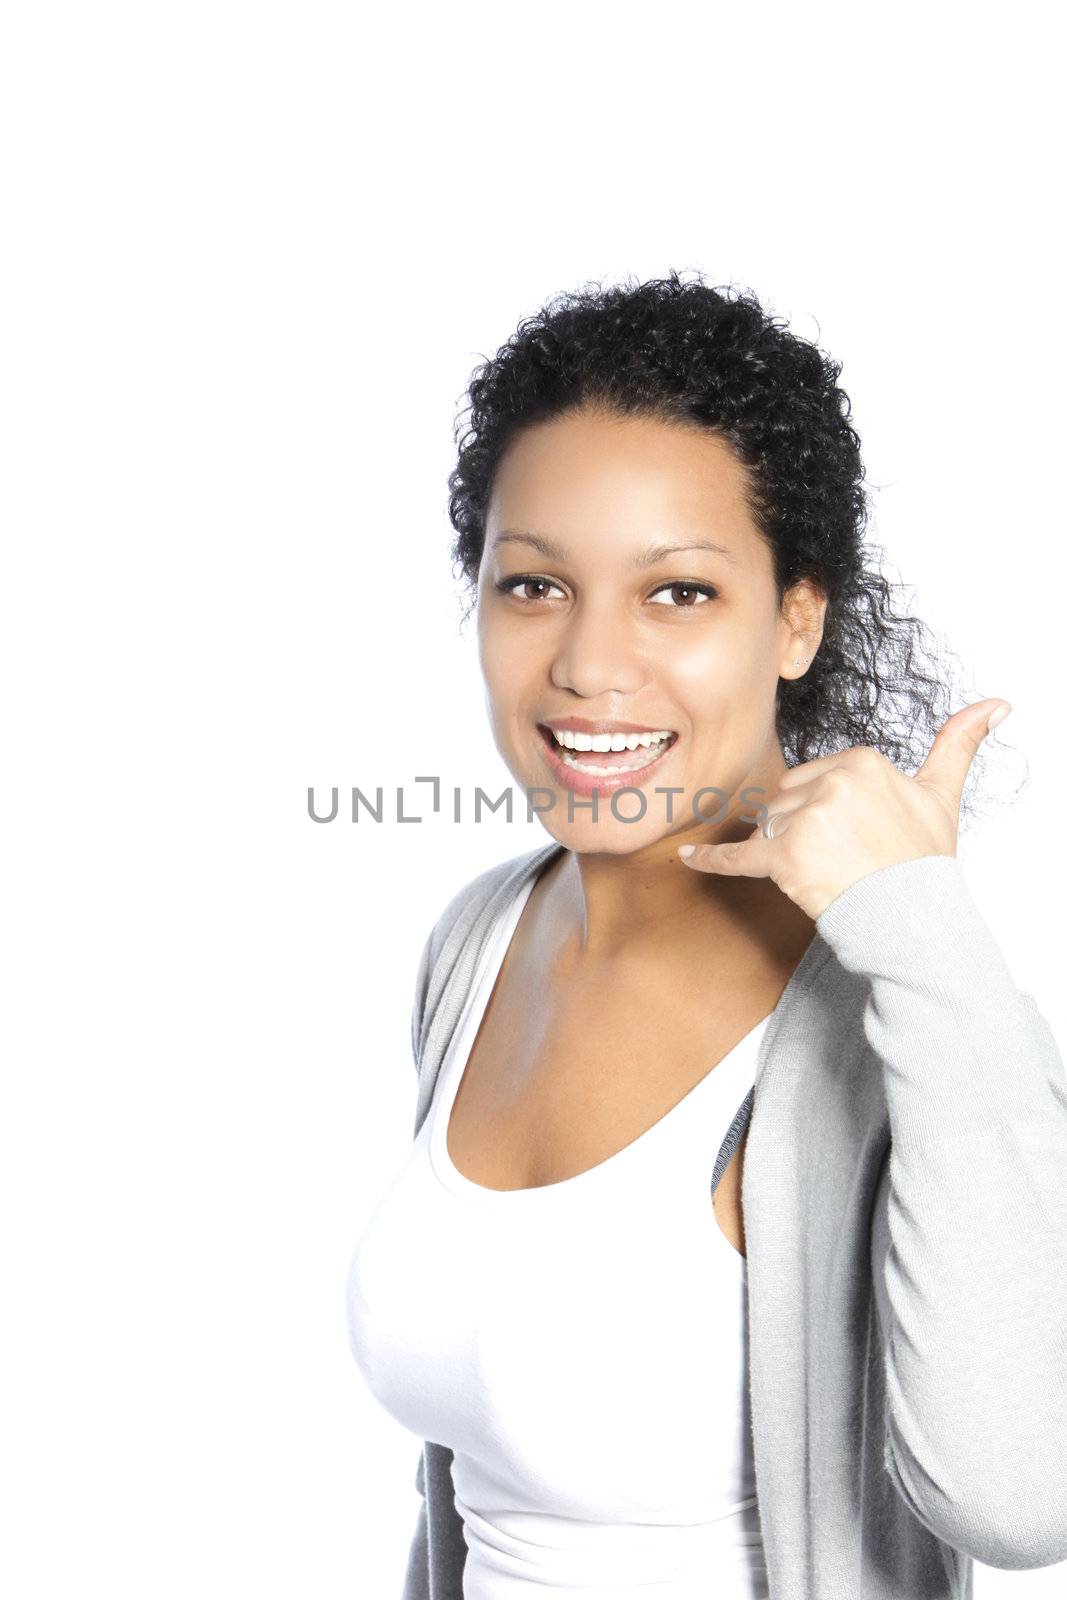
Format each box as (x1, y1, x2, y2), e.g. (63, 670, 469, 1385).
(447, 269, 1022, 829)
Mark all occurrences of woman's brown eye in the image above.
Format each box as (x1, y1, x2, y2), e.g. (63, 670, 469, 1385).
(649, 582, 716, 607)
(495, 575, 564, 602)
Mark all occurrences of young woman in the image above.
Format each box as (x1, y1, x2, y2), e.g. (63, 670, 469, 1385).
(346, 273, 1067, 1600)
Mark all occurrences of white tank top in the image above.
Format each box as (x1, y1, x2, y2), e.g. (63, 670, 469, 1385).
(347, 874, 770, 1599)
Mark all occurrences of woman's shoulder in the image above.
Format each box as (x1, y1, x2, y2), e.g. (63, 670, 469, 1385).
(420, 840, 560, 963)
(409, 841, 562, 1062)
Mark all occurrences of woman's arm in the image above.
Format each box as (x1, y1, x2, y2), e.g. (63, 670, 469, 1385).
(817, 852, 1067, 1570)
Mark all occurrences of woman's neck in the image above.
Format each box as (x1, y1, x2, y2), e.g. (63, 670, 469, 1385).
(542, 747, 809, 965)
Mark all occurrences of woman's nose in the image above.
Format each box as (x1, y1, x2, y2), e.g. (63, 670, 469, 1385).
(548, 603, 646, 698)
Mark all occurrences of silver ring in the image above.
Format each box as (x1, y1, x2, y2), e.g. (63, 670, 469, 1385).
(761, 811, 783, 840)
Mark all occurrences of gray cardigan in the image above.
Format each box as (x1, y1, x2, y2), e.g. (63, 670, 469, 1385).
(400, 840, 1067, 1598)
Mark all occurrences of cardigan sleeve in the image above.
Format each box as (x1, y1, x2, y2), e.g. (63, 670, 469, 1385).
(815, 853, 1067, 1571)
(410, 923, 435, 1077)
(400, 1448, 430, 1600)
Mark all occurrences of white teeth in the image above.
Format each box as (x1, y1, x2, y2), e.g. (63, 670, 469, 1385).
(550, 727, 672, 752)
(559, 749, 664, 775)
(550, 729, 675, 771)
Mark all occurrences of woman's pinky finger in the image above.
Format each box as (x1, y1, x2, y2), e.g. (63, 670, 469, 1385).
(677, 835, 776, 877)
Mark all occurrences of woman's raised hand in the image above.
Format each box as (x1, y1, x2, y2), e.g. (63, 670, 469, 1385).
(677, 698, 1012, 920)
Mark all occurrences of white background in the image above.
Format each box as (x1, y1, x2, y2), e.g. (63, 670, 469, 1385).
(2, 2, 1064, 1594)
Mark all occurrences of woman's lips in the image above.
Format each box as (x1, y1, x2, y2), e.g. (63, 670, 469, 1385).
(535, 724, 678, 797)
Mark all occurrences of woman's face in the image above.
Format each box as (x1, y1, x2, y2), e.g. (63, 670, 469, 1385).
(475, 406, 822, 855)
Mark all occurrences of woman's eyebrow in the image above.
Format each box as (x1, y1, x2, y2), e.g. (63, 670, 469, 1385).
(491, 530, 738, 568)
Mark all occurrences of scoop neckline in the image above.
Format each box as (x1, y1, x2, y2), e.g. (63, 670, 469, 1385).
(427, 865, 769, 1227)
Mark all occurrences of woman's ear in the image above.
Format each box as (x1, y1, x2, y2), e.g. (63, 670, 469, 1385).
(778, 579, 827, 677)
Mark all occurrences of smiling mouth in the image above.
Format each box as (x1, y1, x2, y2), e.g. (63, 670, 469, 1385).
(536, 723, 678, 776)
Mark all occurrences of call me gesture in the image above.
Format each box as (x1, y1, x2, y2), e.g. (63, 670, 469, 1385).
(679, 699, 1013, 920)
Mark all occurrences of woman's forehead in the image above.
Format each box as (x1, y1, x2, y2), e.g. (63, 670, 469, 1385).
(486, 412, 762, 565)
